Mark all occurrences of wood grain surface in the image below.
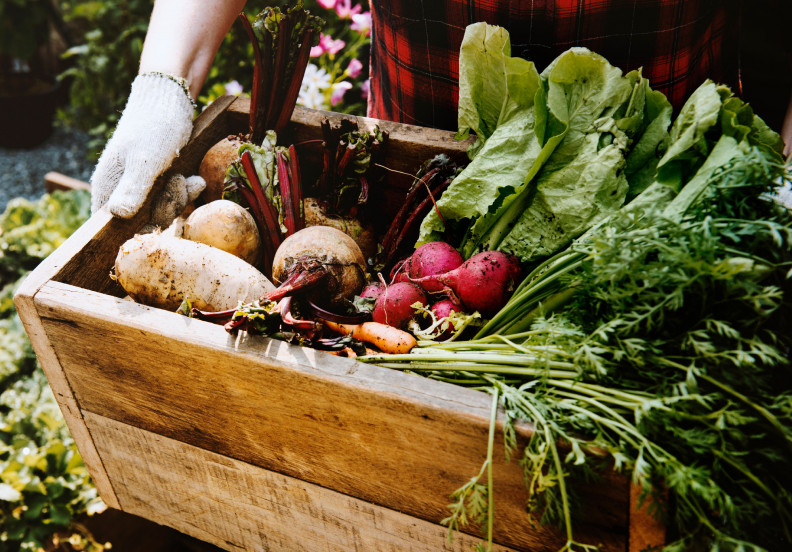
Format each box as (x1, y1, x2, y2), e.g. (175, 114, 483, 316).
(86, 412, 520, 552)
(33, 280, 632, 552)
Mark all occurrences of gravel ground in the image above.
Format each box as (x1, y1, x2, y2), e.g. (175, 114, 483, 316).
(0, 124, 97, 213)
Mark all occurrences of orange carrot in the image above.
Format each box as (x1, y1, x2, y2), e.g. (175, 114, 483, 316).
(323, 320, 417, 355)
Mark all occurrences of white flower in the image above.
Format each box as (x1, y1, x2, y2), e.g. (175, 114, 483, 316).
(0, 483, 21, 502)
(224, 80, 244, 96)
(302, 63, 332, 91)
(298, 64, 332, 110)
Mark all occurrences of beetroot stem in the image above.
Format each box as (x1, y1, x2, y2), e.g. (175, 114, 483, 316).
(381, 167, 440, 256)
(264, 265, 329, 302)
(288, 144, 305, 232)
(276, 149, 297, 237)
(241, 151, 283, 274)
(280, 296, 320, 331)
(264, 16, 293, 131)
(238, 12, 271, 142)
(388, 176, 452, 264)
(274, 28, 317, 135)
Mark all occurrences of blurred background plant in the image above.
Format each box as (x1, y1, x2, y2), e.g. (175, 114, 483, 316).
(0, 190, 110, 551)
(58, 0, 370, 158)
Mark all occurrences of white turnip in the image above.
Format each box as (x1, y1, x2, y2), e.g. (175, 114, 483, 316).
(183, 199, 262, 265)
(114, 232, 275, 312)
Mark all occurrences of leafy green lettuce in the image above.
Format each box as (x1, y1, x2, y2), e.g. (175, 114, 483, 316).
(417, 23, 673, 265)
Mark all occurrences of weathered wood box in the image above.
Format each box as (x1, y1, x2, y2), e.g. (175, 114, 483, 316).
(14, 96, 663, 552)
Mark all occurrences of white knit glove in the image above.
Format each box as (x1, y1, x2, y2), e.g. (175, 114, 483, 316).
(90, 72, 204, 223)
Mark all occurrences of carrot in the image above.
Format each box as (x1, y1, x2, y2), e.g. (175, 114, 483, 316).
(322, 320, 417, 355)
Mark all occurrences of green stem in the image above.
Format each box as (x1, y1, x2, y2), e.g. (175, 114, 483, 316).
(485, 388, 498, 551)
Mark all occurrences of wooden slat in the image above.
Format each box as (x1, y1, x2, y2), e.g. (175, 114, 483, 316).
(44, 171, 91, 194)
(86, 412, 520, 552)
(628, 483, 667, 552)
(33, 280, 631, 552)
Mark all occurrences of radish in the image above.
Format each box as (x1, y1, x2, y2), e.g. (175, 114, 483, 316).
(360, 281, 385, 301)
(411, 250, 522, 316)
(431, 298, 463, 340)
(407, 241, 464, 280)
(389, 257, 412, 284)
(372, 282, 427, 329)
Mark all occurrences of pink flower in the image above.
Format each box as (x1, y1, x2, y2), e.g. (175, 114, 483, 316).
(350, 11, 371, 36)
(335, 0, 362, 19)
(331, 81, 353, 106)
(310, 44, 323, 57)
(319, 33, 346, 55)
(346, 58, 363, 79)
(316, 0, 336, 9)
(360, 78, 370, 99)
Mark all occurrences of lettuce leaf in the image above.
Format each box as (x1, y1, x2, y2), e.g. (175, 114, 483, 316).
(417, 22, 556, 246)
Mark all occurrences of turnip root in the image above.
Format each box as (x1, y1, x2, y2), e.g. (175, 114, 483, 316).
(407, 241, 464, 280)
(303, 197, 376, 259)
(412, 250, 522, 316)
(372, 282, 427, 329)
(198, 135, 244, 203)
(114, 232, 275, 312)
(270, 225, 366, 308)
(183, 199, 262, 265)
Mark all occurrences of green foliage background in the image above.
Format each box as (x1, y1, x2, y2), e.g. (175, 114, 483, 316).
(0, 191, 107, 552)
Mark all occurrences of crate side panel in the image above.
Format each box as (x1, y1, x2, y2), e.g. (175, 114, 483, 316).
(34, 281, 630, 551)
(85, 412, 521, 552)
(13, 282, 120, 508)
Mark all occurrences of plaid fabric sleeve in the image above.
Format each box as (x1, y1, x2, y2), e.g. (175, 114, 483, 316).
(368, 0, 743, 131)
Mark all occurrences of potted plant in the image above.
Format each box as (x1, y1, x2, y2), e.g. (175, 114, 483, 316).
(0, 0, 67, 148)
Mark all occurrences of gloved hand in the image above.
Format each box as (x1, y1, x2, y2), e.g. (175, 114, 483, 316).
(90, 72, 204, 225)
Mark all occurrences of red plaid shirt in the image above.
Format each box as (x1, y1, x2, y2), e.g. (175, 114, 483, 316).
(368, 1, 745, 130)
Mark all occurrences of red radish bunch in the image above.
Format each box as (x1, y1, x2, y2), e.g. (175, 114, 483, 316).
(374, 242, 522, 330)
(411, 250, 522, 316)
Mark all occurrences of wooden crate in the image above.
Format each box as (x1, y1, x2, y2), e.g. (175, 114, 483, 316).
(15, 96, 664, 552)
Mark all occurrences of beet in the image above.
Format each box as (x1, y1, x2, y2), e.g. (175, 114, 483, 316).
(372, 282, 427, 329)
(412, 251, 522, 316)
(269, 226, 367, 308)
(407, 241, 464, 280)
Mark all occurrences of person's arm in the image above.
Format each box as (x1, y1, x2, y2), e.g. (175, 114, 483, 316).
(139, 0, 247, 98)
(90, 0, 248, 223)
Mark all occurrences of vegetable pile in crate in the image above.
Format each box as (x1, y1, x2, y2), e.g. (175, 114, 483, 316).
(15, 14, 792, 552)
